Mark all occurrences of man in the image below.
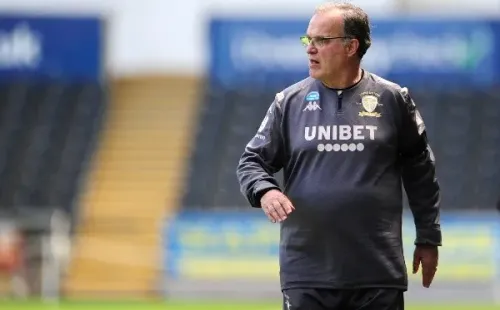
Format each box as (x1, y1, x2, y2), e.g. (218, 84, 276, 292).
(236, 3, 441, 310)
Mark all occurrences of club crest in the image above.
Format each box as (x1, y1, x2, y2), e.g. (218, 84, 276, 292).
(359, 92, 382, 117)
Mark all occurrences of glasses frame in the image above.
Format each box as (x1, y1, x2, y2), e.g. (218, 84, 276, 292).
(300, 35, 352, 47)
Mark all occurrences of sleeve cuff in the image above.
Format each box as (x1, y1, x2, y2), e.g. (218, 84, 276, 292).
(251, 181, 281, 208)
(414, 227, 442, 246)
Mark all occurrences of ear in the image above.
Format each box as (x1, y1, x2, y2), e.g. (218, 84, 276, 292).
(346, 38, 359, 58)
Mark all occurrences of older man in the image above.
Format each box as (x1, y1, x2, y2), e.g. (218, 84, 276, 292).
(236, 3, 442, 310)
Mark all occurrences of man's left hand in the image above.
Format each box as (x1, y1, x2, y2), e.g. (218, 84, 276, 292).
(412, 244, 438, 288)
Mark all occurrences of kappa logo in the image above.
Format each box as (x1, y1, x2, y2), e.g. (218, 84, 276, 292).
(303, 101, 321, 111)
(275, 91, 285, 108)
(358, 91, 382, 118)
(257, 115, 268, 133)
(401, 87, 425, 135)
(303, 91, 321, 111)
(283, 293, 292, 310)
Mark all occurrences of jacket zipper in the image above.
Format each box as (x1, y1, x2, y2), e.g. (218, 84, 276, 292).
(337, 91, 344, 113)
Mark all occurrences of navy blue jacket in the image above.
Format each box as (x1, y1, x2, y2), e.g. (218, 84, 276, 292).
(236, 71, 442, 290)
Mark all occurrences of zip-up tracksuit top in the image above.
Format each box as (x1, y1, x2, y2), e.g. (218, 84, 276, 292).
(236, 71, 442, 291)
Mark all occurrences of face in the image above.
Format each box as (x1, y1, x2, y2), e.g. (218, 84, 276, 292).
(304, 11, 358, 81)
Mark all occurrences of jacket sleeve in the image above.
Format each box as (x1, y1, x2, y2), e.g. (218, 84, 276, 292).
(236, 92, 286, 208)
(397, 87, 442, 246)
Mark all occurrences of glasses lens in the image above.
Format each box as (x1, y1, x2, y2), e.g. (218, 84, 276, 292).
(300, 36, 310, 46)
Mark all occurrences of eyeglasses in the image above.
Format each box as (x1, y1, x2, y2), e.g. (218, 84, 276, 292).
(300, 35, 351, 47)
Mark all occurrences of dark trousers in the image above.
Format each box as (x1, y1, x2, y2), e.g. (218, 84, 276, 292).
(282, 288, 404, 310)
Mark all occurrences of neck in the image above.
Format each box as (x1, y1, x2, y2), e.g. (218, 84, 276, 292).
(322, 66, 363, 89)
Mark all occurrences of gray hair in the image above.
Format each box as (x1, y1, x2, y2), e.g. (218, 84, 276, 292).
(315, 1, 372, 59)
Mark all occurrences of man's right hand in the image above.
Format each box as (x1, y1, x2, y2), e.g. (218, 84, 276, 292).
(260, 189, 295, 223)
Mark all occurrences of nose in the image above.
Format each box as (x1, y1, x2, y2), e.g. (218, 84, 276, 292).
(306, 44, 317, 55)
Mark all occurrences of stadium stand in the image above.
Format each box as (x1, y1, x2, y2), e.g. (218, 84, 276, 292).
(182, 87, 270, 209)
(181, 85, 500, 211)
(64, 76, 200, 298)
(0, 80, 107, 297)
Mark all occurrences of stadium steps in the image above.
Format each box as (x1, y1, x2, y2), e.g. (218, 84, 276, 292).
(63, 76, 200, 298)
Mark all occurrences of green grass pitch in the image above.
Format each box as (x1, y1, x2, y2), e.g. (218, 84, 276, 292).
(0, 300, 497, 310)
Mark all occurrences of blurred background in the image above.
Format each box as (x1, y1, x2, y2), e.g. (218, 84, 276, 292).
(0, 0, 498, 309)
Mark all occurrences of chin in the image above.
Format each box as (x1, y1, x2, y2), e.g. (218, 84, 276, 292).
(309, 69, 321, 79)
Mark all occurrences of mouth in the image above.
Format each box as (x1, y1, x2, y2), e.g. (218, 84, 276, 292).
(309, 59, 320, 66)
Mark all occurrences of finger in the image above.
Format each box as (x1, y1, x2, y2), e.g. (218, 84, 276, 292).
(272, 200, 288, 222)
(422, 266, 436, 288)
(268, 202, 282, 222)
(412, 253, 420, 274)
(422, 260, 438, 288)
(262, 205, 277, 223)
(280, 197, 295, 214)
